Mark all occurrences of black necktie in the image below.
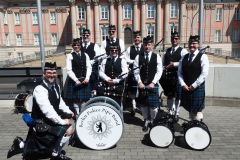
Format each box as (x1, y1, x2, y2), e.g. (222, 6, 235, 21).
(112, 57, 115, 64)
(172, 48, 175, 54)
(146, 54, 149, 64)
(111, 39, 114, 44)
(83, 43, 87, 52)
(136, 46, 140, 54)
(50, 85, 57, 98)
(78, 53, 81, 59)
(188, 53, 194, 65)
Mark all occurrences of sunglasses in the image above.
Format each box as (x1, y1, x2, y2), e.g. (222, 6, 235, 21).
(73, 44, 81, 46)
(109, 30, 115, 33)
(83, 34, 90, 37)
(171, 38, 179, 40)
(110, 49, 118, 52)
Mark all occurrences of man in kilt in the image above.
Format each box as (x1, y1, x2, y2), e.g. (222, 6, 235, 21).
(99, 43, 128, 105)
(160, 31, 188, 122)
(7, 62, 74, 160)
(100, 24, 125, 56)
(66, 38, 92, 116)
(133, 36, 162, 132)
(125, 30, 144, 116)
(81, 28, 101, 96)
(178, 35, 209, 121)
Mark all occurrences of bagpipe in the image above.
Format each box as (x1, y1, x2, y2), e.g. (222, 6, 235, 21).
(153, 37, 165, 50)
(199, 45, 210, 54)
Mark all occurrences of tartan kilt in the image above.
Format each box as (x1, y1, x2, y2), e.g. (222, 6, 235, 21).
(126, 74, 137, 94)
(66, 77, 92, 100)
(181, 82, 205, 113)
(90, 64, 99, 90)
(174, 79, 182, 99)
(23, 124, 71, 157)
(136, 84, 160, 107)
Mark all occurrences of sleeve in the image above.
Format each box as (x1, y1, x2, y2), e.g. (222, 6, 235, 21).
(85, 53, 92, 80)
(178, 55, 186, 87)
(113, 59, 129, 84)
(66, 53, 78, 82)
(99, 59, 110, 82)
(119, 39, 125, 54)
(152, 54, 163, 84)
(100, 40, 106, 54)
(173, 48, 189, 67)
(191, 54, 209, 88)
(124, 47, 134, 64)
(33, 86, 64, 125)
(133, 55, 142, 84)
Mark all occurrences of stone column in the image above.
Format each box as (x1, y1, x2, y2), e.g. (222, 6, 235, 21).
(228, 4, 234, 42)
(133, 0, 138, 31)
(164, 0, 170, 44)
(116, 0, 123, 40)
(205, 4, 210, 42)
(7, 8, 14, 46)
(109, 0, 115, 25)
(180, 0, 187, 42)
(85, 0, 92, 30)
(141, 0, 146, 37)
(0, 7, 4, 45)
(210, 4, 216, 42)
(93, 0, 100, 44)
(69, 0, 77, 39)
(222, 4, 228, 43)
(156, 0, 162, 42)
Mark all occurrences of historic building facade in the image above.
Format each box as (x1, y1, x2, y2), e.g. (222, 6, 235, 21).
(0, 0, 240, 64)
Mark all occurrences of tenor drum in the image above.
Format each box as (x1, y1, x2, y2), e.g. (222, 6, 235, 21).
(75, 97, 124, 150)
(182, 120, 211, 150)
(150, 119, 175, 147)
(14, 93, 33, 113)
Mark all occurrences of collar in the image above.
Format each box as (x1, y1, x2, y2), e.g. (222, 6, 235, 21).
(144, 51, 152, 57)
(71, 49, 81, 54)
(83, 41, 90, 46)
(134, 44, 141, 48)
(172, 45, 179, 51)
(189, 49, 199, 56)
(43, 79, 55, 89)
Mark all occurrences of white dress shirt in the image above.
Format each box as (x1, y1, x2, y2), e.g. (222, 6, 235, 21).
(100, 38, 125, 55)
(133, 51, 163, 84)
(178, 49, 209, 88)
(125, 44, 142, 65)
(66, 50, 92, 82)
(82, 41, 101, 64)
(33, 80, 72, 125)
(162, 45, 188, 67)
(99, 56, 128, 84)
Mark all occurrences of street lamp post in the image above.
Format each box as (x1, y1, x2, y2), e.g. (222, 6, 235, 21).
(183, 11, 199, 36)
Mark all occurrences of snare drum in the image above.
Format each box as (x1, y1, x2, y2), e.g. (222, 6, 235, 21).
(150, 118, 175, 148)
(14, 93, 33, 113)
(75, 97, 124, 150)
(182, 120, 211, 150)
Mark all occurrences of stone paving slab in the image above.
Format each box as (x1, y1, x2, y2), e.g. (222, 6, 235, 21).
(1, 105, 240, 160)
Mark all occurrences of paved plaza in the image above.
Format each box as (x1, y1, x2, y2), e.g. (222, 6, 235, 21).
(0, 103, 240, 160)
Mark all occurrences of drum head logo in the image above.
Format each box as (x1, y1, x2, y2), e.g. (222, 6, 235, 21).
(87, 115, 113, 140)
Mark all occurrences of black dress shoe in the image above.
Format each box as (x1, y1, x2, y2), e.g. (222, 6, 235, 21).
(50, 153, 72, 160)
(131, 108, 136, 116)
(7, 136, 23, 158)
(142, 120, 149, 132)
(174, 115, 179, 122)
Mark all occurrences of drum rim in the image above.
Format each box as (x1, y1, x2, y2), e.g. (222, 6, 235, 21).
(150, 124, 174, 148)
(14, 93, 33, 113)
(24, 94, 33, 113)
(75, 102, 124, 150)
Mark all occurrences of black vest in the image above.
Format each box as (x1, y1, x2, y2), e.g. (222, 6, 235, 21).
(130, 45, 144, 60)
(139, 53, 157, 85)
(164, 47, 182, 72)
(31, 82, 60, 122)
(106, 38, 120, 55)
(84, 43, 95, 60)
(71, 52, 87, 78)
(182, 52, 203, 86)
(104, 57, 122, 79)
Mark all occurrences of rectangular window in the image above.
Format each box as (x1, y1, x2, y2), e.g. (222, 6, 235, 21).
(101, 27, 108, 41)
(170, 26, 178, 33)
(147, 26, 154, 42)
(52, 33, 57, 45)
(34, 34, 39, 45)
(147, 4, 154, 18)
(214, 30, 221, 42)
(50, 12, 56, 24)
(3, 11, 7, 24)
(233, 30, 240, 42)
(214, 49, 221, 55)
(232, 49, 239, 58)
(78, 5, 85, 20)
(124, 4, 131, 19)
(14, 12, 20, 25)
(16, 34, 22, 46)
(216, 8, 222, 21)
(101, 5, 108, 19)
(35, 52, 41, 59)
(5, 34, 9, 46)
(18, 53, 23, 61)
(234, 8, 240, 20)
(32, 12, 38, 24)
(170, 3, 178, 18)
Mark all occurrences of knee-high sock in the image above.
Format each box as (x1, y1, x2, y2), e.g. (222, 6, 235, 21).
(19, 141, 24, 148)
(189, 112, 193, 121)
(167, 99, 174, 115)
(150, 108, 158, 122)
(175, 99, 181, 115)
(73, 102, 80, 115)
(132, 99, 136, 109)
(140, 106, 148, 120)
(58, 136, 70, 154)
(52, 136, 63, 156)
(193, 112, 203, 121)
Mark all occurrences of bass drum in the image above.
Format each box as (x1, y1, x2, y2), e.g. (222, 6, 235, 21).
(76, 97, 124, 150)
(150, 119, 175, 148)
(182, 120, 211, 150)
(14, 93, 33, 113)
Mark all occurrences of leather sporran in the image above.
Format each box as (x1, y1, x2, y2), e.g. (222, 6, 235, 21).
(35, 119, 50, 132)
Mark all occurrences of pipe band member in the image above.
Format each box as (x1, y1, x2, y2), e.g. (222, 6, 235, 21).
(66, 38, 92, 116)
(178, 35, 209, 121)
(133, 36, 163, 132)
(160, 31, 188, 122)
